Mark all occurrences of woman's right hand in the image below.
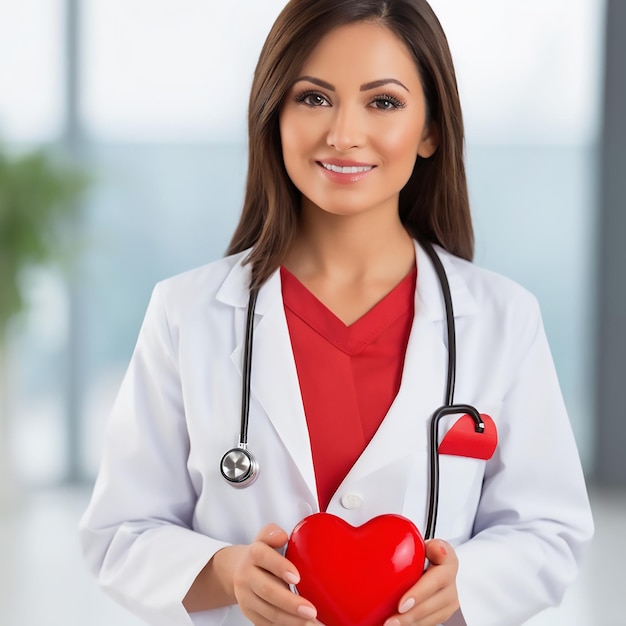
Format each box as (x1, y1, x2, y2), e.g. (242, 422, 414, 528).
(229, 523, 318, 626)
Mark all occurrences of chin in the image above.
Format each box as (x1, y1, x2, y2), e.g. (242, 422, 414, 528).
(304, 194, 382, 217)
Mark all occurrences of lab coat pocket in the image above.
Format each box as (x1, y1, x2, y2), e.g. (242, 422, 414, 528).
(436, 402, 502, 543)
(436, 455, 486, 543)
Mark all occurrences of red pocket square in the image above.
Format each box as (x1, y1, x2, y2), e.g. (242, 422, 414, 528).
(438, 413, 497, 460)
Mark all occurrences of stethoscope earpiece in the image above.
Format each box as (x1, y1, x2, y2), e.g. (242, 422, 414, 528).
(220, 446, 259, 487)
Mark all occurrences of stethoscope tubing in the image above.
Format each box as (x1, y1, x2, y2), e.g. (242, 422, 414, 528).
(218, 288, 260, 486)
(240, 286, 259, 446)
(419, 240, 485, 539)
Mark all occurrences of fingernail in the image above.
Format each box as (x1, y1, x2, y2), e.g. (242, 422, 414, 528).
(297, 605, 317, 620)
(399, 597, 415, 614)
(384, 619, 401, 626)
(284, 571, 300, 585)
(438, 540, 448, 556)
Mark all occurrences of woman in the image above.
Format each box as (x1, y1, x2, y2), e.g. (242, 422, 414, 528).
(80, 1, 593, 625)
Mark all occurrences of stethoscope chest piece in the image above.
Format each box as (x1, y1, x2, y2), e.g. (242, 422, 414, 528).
(220, 446, 259, 487)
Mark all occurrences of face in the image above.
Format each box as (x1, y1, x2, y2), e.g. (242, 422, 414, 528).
(279, 21, 437, 221)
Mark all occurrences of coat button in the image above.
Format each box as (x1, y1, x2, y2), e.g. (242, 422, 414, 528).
(340, 493, 363, 509)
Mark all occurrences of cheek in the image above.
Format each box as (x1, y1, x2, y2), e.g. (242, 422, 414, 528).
(379, 123, 422, 165)
(280, 127, 302, 185)
(279, 112, 317, 164)
(279, 115, 293, 153)
(376, 125, 422, 188)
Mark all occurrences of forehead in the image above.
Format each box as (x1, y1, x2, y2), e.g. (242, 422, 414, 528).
(298, 21, 420, 86)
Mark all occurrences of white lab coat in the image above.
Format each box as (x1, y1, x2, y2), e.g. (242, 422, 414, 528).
(79, 241, 593, 626)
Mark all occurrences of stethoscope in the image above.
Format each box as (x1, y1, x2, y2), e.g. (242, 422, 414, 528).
(220, 240, 486, 540)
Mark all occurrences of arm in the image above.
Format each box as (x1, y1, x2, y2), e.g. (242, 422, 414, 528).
(385, 296, 592, 626)
(80, 284, 317, 626)
(452, 298, 593, 625)
(79, 284, 224, 625)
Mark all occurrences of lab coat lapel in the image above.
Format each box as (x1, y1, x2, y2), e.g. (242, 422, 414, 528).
(337, 243, 479, 514)
(219, 262, 318, 503)
(339, 290, 446, 489)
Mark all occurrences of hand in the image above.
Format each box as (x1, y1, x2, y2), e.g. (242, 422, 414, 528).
(231, 523, 319, 626)
(383, 539, 459, 626)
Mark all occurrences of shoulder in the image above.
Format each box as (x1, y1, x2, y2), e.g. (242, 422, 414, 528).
(149, 249, 250, 318)
(434, 247, 544, 358)
(434, 248, 552, 382)
(439, 247, 540, 317)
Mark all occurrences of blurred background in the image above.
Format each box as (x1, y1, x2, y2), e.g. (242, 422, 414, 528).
(0, 0, 624, 624)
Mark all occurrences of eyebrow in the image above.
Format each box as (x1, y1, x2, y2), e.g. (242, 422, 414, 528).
(292, 76, 410, 93)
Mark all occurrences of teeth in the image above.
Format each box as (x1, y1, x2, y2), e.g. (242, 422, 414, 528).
(321, 163, 373, 174)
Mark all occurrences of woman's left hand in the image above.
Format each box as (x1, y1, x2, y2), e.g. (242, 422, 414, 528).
(383, 539, 460, 626)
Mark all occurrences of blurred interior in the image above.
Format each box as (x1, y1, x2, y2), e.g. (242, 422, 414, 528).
(0, 1, 624, 624)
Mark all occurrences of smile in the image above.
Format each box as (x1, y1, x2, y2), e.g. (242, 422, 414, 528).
(320, 162, 374, 174)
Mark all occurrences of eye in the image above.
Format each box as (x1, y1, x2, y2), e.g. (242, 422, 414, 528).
(370, 94, 406, 111)
(293, 90, 330, 107)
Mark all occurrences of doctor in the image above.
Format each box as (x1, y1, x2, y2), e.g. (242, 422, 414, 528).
(79, 1, 593, 625)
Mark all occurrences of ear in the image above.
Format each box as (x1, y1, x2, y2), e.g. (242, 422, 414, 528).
(417, 124, 439, 158)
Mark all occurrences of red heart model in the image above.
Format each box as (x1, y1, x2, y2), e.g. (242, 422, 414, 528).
(286, 513, 425, 626)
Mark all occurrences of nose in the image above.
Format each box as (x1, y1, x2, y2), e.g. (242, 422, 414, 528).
(326, 103, 365, 152)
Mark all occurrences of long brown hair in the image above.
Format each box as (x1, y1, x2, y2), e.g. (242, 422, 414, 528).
(227, 0, 473, 288)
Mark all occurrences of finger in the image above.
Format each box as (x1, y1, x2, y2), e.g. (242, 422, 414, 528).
(398, 562, 456, 607)
(411, 540, 458, 601)
(246, 539, 302, 588)
(256, 523, 290, 549)
(247, 565, 316, 620)
(384, 540, 458, 624)
(251, 525, 302, 586)
(240, 540, 317, 621)
(248, 590, 318, 626)
(236, 564, 317, 626)
(424, 539, 456, 567)
(400, 584, 459, 624)
(245, 602, 319, 626)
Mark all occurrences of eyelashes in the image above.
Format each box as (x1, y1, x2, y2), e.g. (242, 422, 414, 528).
(293, 90, 330, 107)
(292, 89, 407, 111)
(370, 94, 406, 110)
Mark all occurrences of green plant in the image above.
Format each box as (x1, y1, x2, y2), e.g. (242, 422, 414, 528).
(0, 147, 87, 345)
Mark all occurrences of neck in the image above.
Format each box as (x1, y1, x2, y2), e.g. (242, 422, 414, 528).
(284, 200, 415, 284)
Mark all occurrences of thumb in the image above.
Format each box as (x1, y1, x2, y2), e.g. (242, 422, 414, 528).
(256, 523, 289, 549)
(425, 539, 453, 566)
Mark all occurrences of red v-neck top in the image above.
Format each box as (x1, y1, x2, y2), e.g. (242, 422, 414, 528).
(280, 266, 416, 511)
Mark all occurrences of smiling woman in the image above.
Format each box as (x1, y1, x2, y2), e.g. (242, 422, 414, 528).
(79, 2, 593, 626)
(231, 2, 473, 291)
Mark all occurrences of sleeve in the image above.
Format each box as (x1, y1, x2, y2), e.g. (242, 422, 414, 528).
(78, 284, 231, 626)
(453, 297, 594, 626)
